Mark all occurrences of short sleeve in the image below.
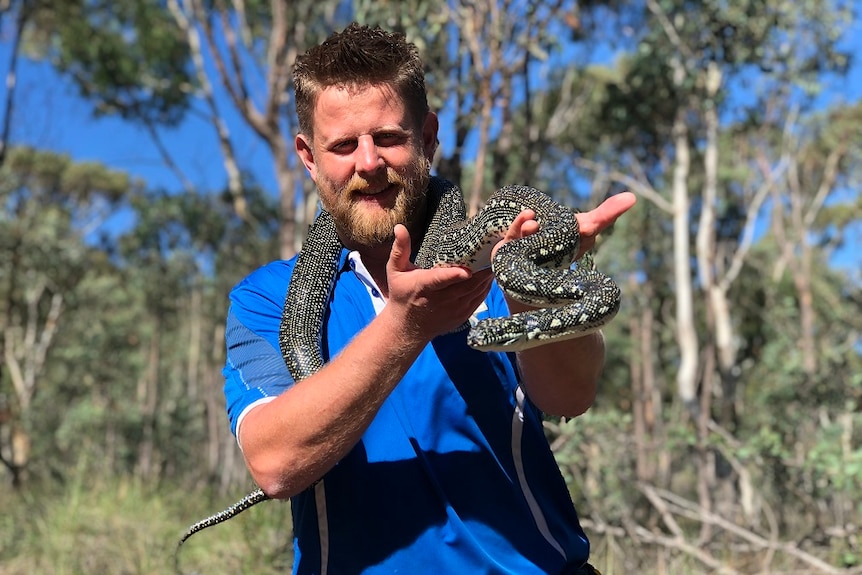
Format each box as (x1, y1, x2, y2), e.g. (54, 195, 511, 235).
(222, 260, 297, 436)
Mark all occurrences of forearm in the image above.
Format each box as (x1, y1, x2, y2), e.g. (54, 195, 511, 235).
(509, 298, 605, 417)
(239, 306, 429, 498)
(237, 227, 493, 499)
(492, 194, 635, 417)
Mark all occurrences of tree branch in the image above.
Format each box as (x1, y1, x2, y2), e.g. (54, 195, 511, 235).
(575, 157, 673, 213)
(720, 155, 788, 289)
(639, 483, 852, 575)
(169, 0, 250, 220)
(192, 0, 272, 141)
(0, 0, 29, 168)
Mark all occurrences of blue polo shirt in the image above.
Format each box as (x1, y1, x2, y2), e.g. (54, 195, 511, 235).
(223, 249, 590, 575)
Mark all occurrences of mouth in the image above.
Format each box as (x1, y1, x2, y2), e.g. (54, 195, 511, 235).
(353, 183, 398, 203)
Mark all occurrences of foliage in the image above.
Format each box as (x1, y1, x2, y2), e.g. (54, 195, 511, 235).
(24, 0, 193, 124)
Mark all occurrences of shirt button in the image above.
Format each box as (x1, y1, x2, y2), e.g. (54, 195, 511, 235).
(371, 288, 380, 298)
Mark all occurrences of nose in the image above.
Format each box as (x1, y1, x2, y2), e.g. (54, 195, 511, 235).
(355, 134, 384, 175)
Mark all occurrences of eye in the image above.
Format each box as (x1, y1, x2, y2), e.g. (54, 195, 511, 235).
(374, 132, 408, 147)
(330, 139, 357, 153)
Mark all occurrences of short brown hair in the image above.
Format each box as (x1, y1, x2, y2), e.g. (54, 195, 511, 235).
(293, 23, 429, 138)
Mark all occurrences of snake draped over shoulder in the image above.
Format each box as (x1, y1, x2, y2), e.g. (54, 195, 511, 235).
(175, 177, 621, 560)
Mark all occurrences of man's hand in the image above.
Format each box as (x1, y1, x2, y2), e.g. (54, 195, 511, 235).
(386, 223, 494, 341)
(494, 191, 638, 260)
(383, 191, 638, 342)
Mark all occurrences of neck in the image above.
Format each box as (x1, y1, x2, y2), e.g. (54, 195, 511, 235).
(337, 239, 391, 298)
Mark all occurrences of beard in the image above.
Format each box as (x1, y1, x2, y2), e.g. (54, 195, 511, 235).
(318, 154, 431, 247)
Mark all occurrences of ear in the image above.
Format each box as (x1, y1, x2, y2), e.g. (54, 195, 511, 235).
(421, 112, 439, 159)
(295, 134, 317, 181)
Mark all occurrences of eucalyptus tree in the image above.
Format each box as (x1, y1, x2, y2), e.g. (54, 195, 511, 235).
(770, 102, 862, 380)
(108, 183, 280, 486)
(0, 146, 130, 487)
(541, 0, 851, 417)
(753, 101, 862, 534)
(523, 0, 857, 568)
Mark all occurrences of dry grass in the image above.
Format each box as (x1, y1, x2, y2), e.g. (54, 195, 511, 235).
(0, 478, 292, 575)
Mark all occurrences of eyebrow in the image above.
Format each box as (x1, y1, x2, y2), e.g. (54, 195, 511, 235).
(320, 125, 412, 146)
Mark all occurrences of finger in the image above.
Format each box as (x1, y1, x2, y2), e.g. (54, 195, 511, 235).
(388, 224, 414, 274)
(422, 265, 491, 300)
(577, 191, 637, 237)
(434, 272, 494, 317)
(491, 211, 538, 260)
(447, 269, 493, 298)
(504, 210, 538, 242)
(423, 265, 473, 292)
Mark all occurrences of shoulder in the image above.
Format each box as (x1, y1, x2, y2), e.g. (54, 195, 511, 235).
(228, 247, 354, 315)
(230, 258, 297, 309)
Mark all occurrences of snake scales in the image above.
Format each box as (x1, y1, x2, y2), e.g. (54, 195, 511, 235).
(176, 178, 621, 558)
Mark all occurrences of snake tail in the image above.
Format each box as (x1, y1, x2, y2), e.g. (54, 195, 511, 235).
(174, 488, 270, 572)
(177, 487, 270, 547)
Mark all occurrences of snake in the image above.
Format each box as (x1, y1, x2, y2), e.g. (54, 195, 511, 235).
(175, 177, 621, 563)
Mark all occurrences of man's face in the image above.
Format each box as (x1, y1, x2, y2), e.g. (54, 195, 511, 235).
(295, 84, 438, 247)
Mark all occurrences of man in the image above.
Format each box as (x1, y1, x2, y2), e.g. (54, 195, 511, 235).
(224, 23, 635, 575)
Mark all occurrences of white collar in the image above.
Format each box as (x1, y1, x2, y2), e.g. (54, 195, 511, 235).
(347, 251, 387, 315)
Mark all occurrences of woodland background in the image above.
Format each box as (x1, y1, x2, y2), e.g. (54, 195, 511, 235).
(1, 1, 861, 574)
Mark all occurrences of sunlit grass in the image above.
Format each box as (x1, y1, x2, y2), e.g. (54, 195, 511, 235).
(1, 471, 851, 573)
(0, 478, 293, 575)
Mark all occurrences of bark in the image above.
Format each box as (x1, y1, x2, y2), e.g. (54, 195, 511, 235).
(457, 0, 499, 215)
(468, 82, 493, 216)
(695, 63, 738, 426)
(697, 344, 716, 544)
(0, 1, 28, 168)
(186, 281, 202, 401)
(630, 281, 658, 483)
(670, 107, 698, 413)
(206, 322, 224, 485)
(1, 277, 63, 487)
(783, 138, 844, 380)
(5, 283, 63, 414)
(136, 315, 161, 480)
(645, 0, 700, 415)
(190, 0, 303, 258)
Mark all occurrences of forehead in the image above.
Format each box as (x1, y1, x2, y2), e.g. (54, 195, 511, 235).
(311, 84, 411, 140)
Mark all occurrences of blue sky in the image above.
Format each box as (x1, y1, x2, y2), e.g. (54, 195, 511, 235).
(4, 56, 279, 194)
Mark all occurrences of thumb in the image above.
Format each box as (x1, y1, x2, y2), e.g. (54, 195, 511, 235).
(578, 191, 637, 237)
(388, 224, 414, 273)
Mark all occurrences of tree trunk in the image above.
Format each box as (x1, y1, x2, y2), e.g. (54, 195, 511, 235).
(274, 139, 301, 259)
(187, 281, 202, 401)
(631, 285, 658, 484)
(671, 109, 699, 413)
(468, 82, 493, 217)
(206, 322, 225, 483)
(136, 315, 161, 481)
